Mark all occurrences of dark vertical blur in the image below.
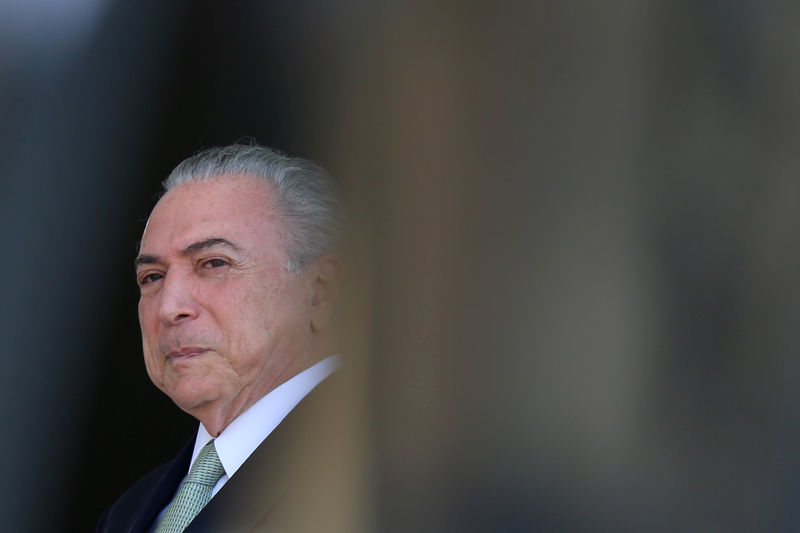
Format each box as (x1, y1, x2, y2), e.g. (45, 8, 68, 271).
(2, 1, 800, 531)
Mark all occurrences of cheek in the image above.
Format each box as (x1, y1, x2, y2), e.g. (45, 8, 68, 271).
(140, 336, 162, 387)
(138, 300, 162, 370)
(217, 291, 281, 358)
(138, 299, 158, 339)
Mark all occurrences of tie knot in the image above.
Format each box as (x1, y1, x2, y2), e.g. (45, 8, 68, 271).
(186, 439, 225, 487)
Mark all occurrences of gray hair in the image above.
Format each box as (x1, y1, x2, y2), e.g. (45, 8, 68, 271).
(163, 144, 342, 273)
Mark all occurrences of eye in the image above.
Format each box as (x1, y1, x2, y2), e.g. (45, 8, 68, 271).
(138, 272, 163, 287)
(202, 258, 229, 269)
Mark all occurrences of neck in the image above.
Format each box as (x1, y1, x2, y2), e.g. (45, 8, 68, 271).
(192, 340, 336, 436)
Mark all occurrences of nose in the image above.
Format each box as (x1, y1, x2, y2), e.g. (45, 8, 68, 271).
(157, 271, 199, 326)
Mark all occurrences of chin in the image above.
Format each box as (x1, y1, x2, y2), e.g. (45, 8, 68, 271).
(165, 378, 221, 413)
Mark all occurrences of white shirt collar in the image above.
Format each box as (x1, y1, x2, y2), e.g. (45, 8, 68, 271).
(190, 354, 342, 480)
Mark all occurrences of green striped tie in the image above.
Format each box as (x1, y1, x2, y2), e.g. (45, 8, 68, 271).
(155, 439, 225, 533)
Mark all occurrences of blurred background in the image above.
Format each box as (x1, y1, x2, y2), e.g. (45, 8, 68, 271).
(2, 0, 800, 531)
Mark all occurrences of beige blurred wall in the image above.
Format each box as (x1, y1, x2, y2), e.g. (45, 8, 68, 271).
(323, 1, 800, 530)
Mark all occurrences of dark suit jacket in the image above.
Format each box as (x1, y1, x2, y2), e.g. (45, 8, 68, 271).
(96, 372, 360, 532)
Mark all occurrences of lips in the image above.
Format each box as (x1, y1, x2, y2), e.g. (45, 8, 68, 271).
(166, 347, 209, 361)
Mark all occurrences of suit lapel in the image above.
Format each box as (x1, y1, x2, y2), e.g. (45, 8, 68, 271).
(127, 438, 194, 533)
(185, 373, 343, 532)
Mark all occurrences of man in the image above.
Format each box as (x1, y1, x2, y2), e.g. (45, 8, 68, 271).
(97, 144, 357, 532)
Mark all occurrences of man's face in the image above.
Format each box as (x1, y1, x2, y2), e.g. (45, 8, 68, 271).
(136, 176, 314, 427)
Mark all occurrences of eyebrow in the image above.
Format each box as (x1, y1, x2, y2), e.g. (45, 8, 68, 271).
(134, 237, 242, 268)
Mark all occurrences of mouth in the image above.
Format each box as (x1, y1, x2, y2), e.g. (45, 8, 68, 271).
(166, 347, 209, 361)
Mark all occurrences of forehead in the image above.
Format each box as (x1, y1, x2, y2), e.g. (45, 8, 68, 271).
(140, 175, 282, 253)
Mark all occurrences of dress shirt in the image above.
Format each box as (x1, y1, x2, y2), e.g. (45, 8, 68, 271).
(150, 354, 341, 529)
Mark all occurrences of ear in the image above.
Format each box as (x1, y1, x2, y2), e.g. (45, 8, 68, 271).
(309, 253, 341, 333)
